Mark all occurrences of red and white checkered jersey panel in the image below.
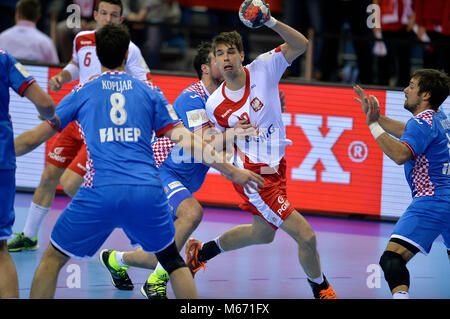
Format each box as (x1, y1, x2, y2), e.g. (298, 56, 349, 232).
(152, 136, 174, 167)
(76, 121, 94, 188)
(412, 110, 435, 197)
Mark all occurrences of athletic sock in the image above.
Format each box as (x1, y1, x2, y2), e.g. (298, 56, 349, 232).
(198, 240, 222, 262)
(114, 251, 128, 268)
(307, 273, 324, 285)
(393, 291, 409, 299)
(23, 202, 50, 239)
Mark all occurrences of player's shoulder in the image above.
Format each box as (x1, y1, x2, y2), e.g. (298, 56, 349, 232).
(413, 110, 435, 127)
(206, 82, 225, 105)
(74, 30, 96, 51)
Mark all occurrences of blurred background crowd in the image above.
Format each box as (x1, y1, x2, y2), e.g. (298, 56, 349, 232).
(0, 0, 449, 88)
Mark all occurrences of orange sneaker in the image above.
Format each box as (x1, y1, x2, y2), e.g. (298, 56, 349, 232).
(307, 275, 338, 299)
(185, 238, 207, 278)
(318, 286, 338, 299)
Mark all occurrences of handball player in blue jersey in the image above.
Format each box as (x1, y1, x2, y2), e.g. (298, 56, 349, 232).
(14, 24, 264, 299)
(0, 50, 56, 298)
(354, 69, 450, 299)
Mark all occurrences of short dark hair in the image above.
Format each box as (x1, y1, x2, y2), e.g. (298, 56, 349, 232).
(16, 0, 40, 21)
(212, 31, 244, 56)
(96, 0, 123, 15)
(95, 24, 130, 69)
(412, 69, 450, 110)
(193, 42, 212, 80)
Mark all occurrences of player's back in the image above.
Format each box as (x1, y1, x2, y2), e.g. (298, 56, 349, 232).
(73, 30, 150, 83)
(57, 71, 177, 187)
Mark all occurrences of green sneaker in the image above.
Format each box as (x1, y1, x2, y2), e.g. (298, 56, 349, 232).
(8, 233, 38, 252)
(99, 249, 134, 290)
(140, 269, 169, 299)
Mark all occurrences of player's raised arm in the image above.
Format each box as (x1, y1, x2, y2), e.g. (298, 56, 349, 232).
(164, 124, 264, 193)
(238, 0, 308, 63)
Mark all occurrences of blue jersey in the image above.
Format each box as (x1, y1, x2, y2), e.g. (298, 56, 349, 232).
(400, 109, 450, 198)
(56, 71, 180, 187)
(153, 81, 211, 193)
(0, 50, 35, 170)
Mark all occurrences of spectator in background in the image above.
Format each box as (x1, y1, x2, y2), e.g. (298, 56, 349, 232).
(372, 0, 415, 87)
(283, 0, 323, 78)
(320, 0, 374, 84)
(122, 0, 181, 70)
(0, 1, 19, 32)
(414, 0, 450, 76)
(0, 0, 59, 64)
(49, 0, 98, 63)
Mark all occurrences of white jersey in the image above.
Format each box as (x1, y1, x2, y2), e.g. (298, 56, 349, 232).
(72, 30, 151, 84)
(206, 46, 291, 168)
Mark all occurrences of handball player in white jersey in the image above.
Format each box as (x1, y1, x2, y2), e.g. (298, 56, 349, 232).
(185, 0, 337, 299)
(8, 0, 151, 252)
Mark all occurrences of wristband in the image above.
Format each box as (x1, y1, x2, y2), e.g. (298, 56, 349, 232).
(369, 122, 385, 140)
(47, 113, 56, 121)
(63, 63, 80, 82)
(264, 16, 277, 28)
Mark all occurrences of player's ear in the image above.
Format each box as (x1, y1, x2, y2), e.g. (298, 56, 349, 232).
(240, 51, 245, 63)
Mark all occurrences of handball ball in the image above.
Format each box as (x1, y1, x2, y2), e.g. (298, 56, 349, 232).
(239, 0, 270, 29)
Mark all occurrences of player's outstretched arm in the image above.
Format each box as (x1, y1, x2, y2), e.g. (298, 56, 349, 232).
(15, 120, 60, 156)
(364, 95, 412, 165)
(165, 124, 265, 192)
(23, 82, 56, 121)
(354, 85, 406, 138)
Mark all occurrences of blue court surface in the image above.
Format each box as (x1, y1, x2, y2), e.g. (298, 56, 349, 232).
(10, 192, 450, 300)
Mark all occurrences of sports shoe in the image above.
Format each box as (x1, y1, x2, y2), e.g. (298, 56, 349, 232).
(307, 275, 338, 299)
(185, 237, 207, 278)
(140, 269, 169, 299)
(99, 249, 133, 290)
(8, 233, 38, 252)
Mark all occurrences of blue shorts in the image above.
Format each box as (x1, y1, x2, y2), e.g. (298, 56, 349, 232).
(51, 184, 175, 258)
(391, 196, 450, 255)
(0, 170, 15, 240)
(160, 169, 194, 219)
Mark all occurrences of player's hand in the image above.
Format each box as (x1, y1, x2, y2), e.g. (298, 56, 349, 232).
(233, 119, 255, 139)
(226, 166, 265, 193)
(49, 74, 64, 92)
(40, 114, 61, 132)
(366, 95, 381, 126)
(279, 90, 286, 112)
(353, 85, 370, 114)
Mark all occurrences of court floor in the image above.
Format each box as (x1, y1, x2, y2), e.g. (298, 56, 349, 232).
(10, 192, 450, 299)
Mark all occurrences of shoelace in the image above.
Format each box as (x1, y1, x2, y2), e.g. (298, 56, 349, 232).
(191, 249, 208, 273)
(319, 286, 337, 299)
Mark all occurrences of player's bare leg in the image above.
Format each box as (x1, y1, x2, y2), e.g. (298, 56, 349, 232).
(0, 240, 19, 298)
(30, 243, 70, 298)
(168, 267, 198, 299)
(217, 215, 276, 250)
(279, 210, 322, 279)
(8, 163, 64, 252)
(32, 162, 65, 207)
(59, 168, 84, 198)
